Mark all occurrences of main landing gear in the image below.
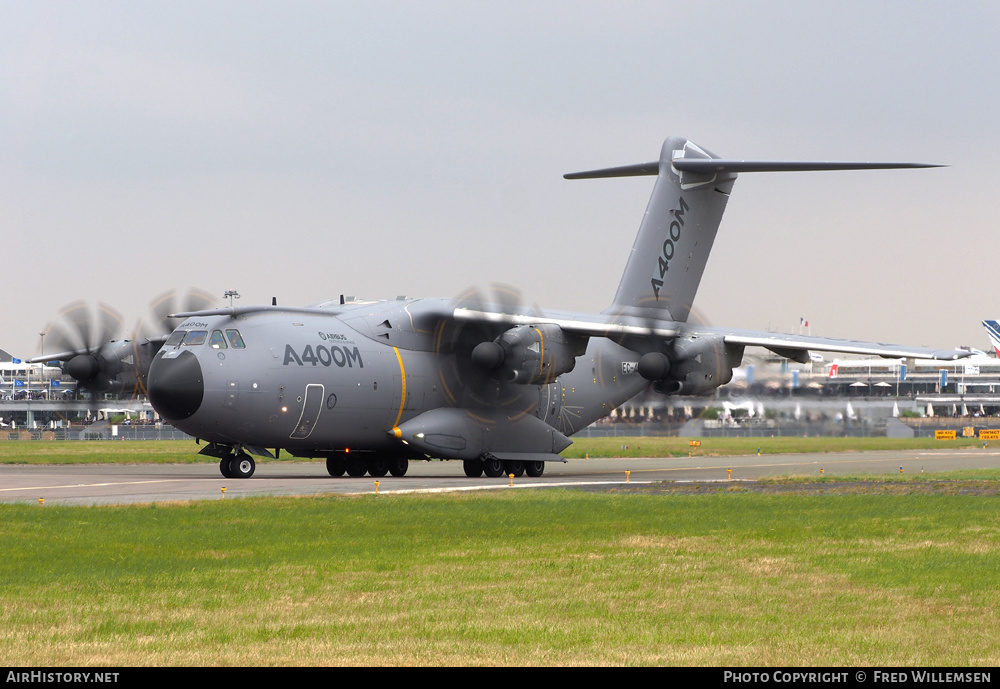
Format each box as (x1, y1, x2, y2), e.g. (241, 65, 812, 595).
(325, 453, 409, 478)
(466, 458, 544, 478)
(525, 460, 545, 477)
(323, 454, 545, 478)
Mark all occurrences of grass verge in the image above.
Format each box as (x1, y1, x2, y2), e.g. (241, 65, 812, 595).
(0, 440, 208, 465)
(1, 488, 998, 666)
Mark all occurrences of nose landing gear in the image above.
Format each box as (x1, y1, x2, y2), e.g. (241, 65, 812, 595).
(220, 451, 256, 478)
(231, 453, 256, 478)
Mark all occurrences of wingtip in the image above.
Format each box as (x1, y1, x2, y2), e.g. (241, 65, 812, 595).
(934, 349, 973, 360)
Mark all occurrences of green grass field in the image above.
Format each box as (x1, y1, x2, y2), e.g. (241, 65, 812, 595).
(0, 440, 206, 465)
(2, 438, 998, 666)
(2, 487, 999, 665)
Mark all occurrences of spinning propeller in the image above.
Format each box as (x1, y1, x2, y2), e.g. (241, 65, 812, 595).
(141, 288, 217, 341)
(432, 283, 551, 412)
(598, 300, 739, 396)
(40, 301, 125, 392)
(35, 289, 218, 397)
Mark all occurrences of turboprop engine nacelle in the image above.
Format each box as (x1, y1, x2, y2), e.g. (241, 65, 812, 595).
(640, 335, 744, 396)
(65, 341, 154, 395)
(471, 324, 587, 385)
(66, 350, 127, 393)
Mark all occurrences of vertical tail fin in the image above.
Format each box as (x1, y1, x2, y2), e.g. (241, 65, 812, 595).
(565, 136, 943, 324)
(567, 136, 736, 323)
(983, 320, 1000, 357)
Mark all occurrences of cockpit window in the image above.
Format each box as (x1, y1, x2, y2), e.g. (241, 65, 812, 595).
(210, 330, 228, 349)
(226, 329, 246, 349)
(165, 330, 186, 347)
(182, 330, 208, 346)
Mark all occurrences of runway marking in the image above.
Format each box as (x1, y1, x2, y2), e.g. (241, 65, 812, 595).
(590, 453, 1000, 475)
(0, 479, 190, 493)
(917, 451, 1000, 456)
(367, 480, 652, 495)
(349, 476, 769, 496)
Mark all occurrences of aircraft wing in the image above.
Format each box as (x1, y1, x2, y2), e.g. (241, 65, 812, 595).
(451, 309, 970, 361)
(451, 308, 683, 339)
(710, 327, 970, 362)
(27, 335, 172, 366)
(26, 349, 93, 364)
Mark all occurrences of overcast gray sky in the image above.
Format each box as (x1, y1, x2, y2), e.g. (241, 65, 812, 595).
(2, 1, 996, 358)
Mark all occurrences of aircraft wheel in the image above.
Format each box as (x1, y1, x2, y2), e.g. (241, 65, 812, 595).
(504, 460, 524, 478)
(220, 456, 235, 479)
(345, 457, 368, 477)
(526, 461, 545, 477)
(231, 454, 255, 479)
(368, 456, 389, 477)
(326, 456, 346, 477)
(463, 460, 483, 478)
(388, 457, 408, 477)
(483, 457, 505, 478)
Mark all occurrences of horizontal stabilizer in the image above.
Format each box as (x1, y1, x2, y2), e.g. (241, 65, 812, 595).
(564, 160, 943, 179)
(568, 136, 946, 324)
(672, 159, 945, 173)
(564, 162, 660, 179)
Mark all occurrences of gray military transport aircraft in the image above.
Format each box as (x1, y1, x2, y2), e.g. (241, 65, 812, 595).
(132, 136, 967, 479)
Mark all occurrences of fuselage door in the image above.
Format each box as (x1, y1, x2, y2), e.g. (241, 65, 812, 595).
(290, 383, 324, 440)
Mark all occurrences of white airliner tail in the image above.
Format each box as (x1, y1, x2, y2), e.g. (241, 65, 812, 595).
(982, 320, 1000, 357)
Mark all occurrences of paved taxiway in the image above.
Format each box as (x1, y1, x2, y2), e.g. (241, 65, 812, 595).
(2, 449, 998, 505)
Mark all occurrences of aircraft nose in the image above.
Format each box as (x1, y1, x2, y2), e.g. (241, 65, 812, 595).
(148, 350, 204, 421)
